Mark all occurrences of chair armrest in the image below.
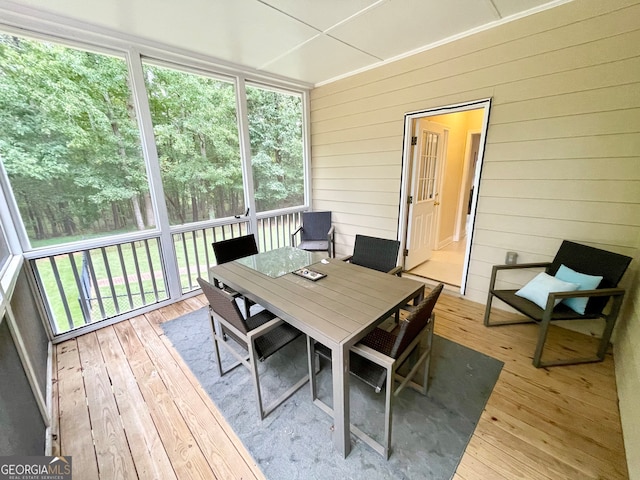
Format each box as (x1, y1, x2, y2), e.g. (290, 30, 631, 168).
(489, 261, 551, 290)
(213, 286, 238, 300)
(221, 285, 241, 297)
(340, 255, 401, 276)
(492, 262, 551, 272)
(210, 276, 240, 297)
(351, 343, 394, 369)
(388, 266, 402, 277)
(246, 316, 285, 340)
(548, 287, 626, 301)
(291, 226, 303, 246)
(213, 310, 248, 341)
(327, 226, 335, 258)
(540, 287, 627, 321)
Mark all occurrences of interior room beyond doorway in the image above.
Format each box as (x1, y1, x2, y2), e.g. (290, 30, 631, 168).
(408, 240, 465, 286)
(400, 101, 489, 290)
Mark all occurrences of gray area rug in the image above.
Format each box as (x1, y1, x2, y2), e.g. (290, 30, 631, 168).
(162, 307, 503, 480)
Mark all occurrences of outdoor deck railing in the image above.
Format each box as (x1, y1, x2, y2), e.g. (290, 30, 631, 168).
(29, 209, 305, 335)
(31, 237, 168, 334)
(173, 209, 302, 293)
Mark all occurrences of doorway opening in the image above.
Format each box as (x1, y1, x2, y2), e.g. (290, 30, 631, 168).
(398, 99, 491, 293)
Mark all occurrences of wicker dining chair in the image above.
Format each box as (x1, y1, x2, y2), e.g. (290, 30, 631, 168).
(344, 234, 404, 321)
(310, 283, 444, 458)
(198, 277, 308, 420)
(211, 233, 259, 264)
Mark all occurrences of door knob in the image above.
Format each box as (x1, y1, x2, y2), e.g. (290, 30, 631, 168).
(434, 202, 440, 206)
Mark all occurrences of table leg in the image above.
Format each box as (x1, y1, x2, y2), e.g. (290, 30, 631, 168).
(332, 344, 351, 458)
(414, 286, 425, 305)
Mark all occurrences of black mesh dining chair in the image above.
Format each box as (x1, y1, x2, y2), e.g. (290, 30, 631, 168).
(343, 234, 404, 321)
(211, 234, 259, 317)
(291, 211, 335, 258)
(197, 277, 308, 420)
(343, 234, 402, 276)
(310, 283, 444, 458)
(212, 234, 259, 264)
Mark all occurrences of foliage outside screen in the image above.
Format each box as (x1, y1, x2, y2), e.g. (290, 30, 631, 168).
(0, 34, 306, 247)
(143, 63, 305, 224)
(246, 85, 304, 212)
(143, 63, 245, 224)
(0, 33, 307, 334)
(0, 35, 153, 246)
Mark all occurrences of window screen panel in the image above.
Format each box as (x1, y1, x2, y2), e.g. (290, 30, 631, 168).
(0, 318, 46, 455)
(10, 268, 49, 396)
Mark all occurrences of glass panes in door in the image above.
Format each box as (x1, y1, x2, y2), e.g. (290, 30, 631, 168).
(417, 131, 440, 202)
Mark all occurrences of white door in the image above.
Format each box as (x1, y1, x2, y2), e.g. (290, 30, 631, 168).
(405, 122, 445, 270)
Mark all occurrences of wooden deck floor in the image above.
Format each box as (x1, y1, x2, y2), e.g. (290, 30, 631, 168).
(53, 291, 629, 479)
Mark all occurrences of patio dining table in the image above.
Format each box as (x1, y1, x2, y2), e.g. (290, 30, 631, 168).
(208, 245, 425, 457)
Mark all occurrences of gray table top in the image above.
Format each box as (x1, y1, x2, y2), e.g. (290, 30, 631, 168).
(209, 249, 425, 348)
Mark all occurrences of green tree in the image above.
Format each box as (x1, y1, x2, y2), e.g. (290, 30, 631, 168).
(0, 34, 305, 245)
(0, 34, 148, 242)
(144, 64, 244, 224)
(247, 86, 304, 212)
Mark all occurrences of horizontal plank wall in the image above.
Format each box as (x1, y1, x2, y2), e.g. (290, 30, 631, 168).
(310, 1, 640, 476)
(614, 231, 640, 480)
(309, 0, 640, 299)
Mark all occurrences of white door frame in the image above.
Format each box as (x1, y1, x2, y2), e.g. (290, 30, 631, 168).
(398, 98, 491, 294)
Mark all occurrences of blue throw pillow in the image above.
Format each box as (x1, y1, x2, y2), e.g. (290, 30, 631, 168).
(515, 272, 579, 310)
(554, 264, 603, 315)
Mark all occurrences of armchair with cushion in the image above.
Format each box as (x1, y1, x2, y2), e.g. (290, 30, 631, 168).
(309, 283, 444, 458)
(197, 277, 308, 420)
(291, 211, 335, 258)
(484, 240, 632, 367)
